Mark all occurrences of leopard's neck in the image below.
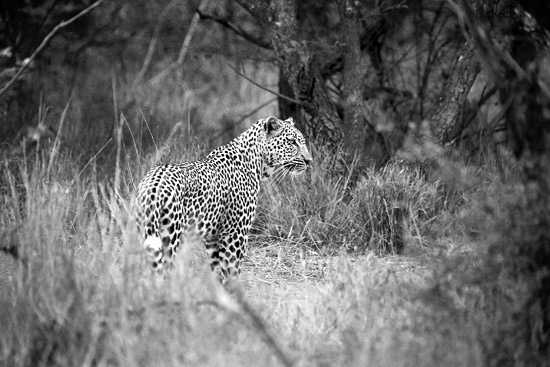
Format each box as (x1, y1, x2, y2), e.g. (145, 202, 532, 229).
(208, 120, 265, 183)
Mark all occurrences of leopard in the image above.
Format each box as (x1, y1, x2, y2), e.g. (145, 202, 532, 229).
(136, 116, 312, 281)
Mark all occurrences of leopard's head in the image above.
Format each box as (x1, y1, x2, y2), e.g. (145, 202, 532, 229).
(261, 116, 312, 180)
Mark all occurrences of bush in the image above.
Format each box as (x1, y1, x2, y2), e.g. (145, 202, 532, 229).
(417, 152, 550, 366)
(256, 154, 448, 255)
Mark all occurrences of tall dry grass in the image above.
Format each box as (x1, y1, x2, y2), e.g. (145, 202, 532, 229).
(0, 144, 288, 366)
(256, 151, 450, 255)
(0, 145, 484, 367)
(0, 117, 542, 367)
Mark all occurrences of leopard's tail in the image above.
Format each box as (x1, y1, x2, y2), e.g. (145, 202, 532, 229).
(137, 167, 174, 268)
(143, 236, 169, 268)
(141, 201, 174, 269)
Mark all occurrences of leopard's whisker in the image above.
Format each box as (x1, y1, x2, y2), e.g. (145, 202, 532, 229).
(284, 161, 297, 168)
(272, 166, 285, 180)
(283, 165, 294, 180)
(273, 166, 288, 184)
(275, 165, 292, 184)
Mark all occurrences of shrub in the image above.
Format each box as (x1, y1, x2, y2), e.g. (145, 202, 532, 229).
(256, 153, 448, 255)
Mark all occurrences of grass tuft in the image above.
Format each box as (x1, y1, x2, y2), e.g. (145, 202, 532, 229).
(257, 155, 448, 255)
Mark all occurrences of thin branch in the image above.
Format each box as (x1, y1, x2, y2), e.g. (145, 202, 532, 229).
(133, 0, 179, 88)
(233, 0, 259, 18)
(448, 0, 550, 100)
(235, 294, 294, 367)
(77, 137, 112, 178)
(227, 63, 303, 105)
(236, 98, 276, 124)
(148, 0, 209, 85)
(196, 9, 272, 49)
(199, 288, 294, 367)
(0, 0, 104, 99)
(69, 4, 124, 56)
(37, 0, 61, 35)
(418, 2, 446, 117)
(176, 3, 204, 65)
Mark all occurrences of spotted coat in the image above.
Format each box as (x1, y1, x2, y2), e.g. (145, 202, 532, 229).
(136, 116, 312, 280)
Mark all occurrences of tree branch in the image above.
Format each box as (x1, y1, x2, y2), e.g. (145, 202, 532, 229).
(196, 9, 272, 49)
(0, 0, 104, 99)
(227, 63, 302, 105)
(133, 0, 178, 88)
(448, 0, 550, 99)
(148, 0, 209, 85)
(233, 0, 265, 21)
(236, 97, 276, 124)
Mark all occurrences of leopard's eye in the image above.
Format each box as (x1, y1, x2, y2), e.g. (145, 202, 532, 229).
(292, 140, 300, 149)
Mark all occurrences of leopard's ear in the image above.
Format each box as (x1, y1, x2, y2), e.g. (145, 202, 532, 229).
(264, 116, 283, 137)
(285, 117, 295, 126)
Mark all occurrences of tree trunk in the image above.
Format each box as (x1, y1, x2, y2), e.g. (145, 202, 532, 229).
(271, 0, 342, 149)
(340, 0, 369, 169)
(430, 42, 478, 144)
(277, 69, 298, 120)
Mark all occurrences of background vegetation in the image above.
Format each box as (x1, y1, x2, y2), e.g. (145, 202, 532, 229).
(1, 0, 549, 366)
